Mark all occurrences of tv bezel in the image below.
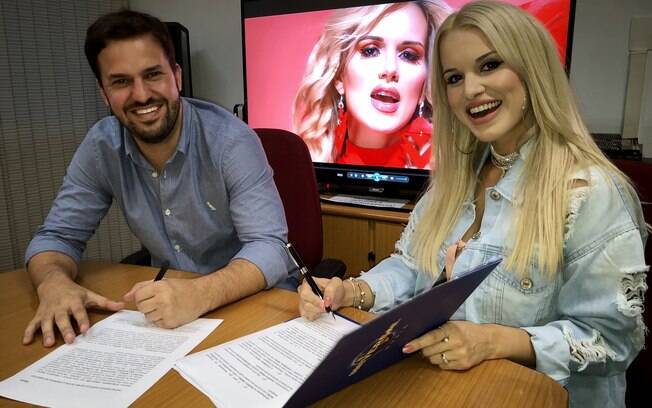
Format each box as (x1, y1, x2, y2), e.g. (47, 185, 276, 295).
(240, 0, 577, 199)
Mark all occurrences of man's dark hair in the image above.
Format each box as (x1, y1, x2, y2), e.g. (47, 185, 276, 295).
(84, 9, 176, 83)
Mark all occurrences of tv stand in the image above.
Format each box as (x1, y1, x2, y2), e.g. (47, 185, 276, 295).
(320, 201, 410, 277)
(318, 182, 420, 202)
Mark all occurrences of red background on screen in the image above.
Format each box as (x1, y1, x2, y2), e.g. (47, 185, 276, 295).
(244, 0, 570, 149)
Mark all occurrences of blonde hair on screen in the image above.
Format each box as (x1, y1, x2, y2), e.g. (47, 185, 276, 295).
(292, 1, 450, 162)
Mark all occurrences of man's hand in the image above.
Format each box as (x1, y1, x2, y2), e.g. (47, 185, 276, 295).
(124, 278, 209, 329)
(23, 272, 126, 347)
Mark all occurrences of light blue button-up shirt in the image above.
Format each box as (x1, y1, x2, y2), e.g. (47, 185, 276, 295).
(361, 139, 648, 407)
(26, 98, 292, 288)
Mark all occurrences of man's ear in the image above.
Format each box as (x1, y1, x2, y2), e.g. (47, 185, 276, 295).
(96, 80, 109, 106)
(174, 63, 183, 93)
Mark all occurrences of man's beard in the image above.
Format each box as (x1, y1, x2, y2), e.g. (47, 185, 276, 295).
(122, 97, 181, 144)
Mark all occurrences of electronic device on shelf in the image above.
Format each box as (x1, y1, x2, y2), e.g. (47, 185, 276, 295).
(240, 0, 576, 200)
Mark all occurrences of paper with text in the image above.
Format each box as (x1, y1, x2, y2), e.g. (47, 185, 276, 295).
(0, 310, 221, 408)
(174, 314, 359, 408)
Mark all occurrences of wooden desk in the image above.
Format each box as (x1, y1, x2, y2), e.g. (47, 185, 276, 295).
(0, 263, 567, 407)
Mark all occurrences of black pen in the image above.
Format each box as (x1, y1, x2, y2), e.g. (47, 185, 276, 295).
(154, 260, 170, 281)
(285, 243, 335, 320)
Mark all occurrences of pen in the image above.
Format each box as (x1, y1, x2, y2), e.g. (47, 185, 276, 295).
(285, 243, 335, 319)
(154, 260, 170, 281)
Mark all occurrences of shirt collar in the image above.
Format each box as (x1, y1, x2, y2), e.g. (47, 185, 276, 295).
(475, 126, 538, 204)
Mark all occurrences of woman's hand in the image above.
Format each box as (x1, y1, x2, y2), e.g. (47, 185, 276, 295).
(402, 321, 535, 370)
(298, 277, 347, 320)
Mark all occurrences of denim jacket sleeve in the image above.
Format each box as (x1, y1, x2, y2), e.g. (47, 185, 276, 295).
(522, 168, 648, 384)
(360, 192, 438, 311)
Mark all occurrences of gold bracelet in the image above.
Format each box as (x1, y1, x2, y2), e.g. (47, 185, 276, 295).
(347, 277, 358, 308)
(357, 280, 365, 310)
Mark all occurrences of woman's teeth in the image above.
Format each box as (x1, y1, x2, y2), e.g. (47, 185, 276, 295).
(469, 101, 501, 118)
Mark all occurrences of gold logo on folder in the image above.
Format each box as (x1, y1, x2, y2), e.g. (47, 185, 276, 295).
(349, 319, 401, 376)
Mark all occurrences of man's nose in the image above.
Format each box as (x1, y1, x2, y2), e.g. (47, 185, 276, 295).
(131, 78, 152, 103)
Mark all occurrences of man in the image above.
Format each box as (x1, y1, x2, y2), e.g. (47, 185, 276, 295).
(23, 10, 291, 347)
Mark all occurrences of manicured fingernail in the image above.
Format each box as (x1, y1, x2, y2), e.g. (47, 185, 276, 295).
(402, 345, 413, 354)
(324, 297, 332, 308)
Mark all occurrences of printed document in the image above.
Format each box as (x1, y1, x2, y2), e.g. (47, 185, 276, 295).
(0, 310, 221, 408)
(174, 314, 359, 408)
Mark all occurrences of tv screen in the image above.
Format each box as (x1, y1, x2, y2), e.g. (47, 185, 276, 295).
(241, 0, 575, 197)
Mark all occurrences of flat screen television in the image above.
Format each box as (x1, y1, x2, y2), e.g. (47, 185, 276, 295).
(241, 0, 575, 199)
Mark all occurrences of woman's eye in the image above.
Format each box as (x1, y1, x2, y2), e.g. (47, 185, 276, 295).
(399, 49, 422, 63)
(360, 46, 380, 58)
(445, 74, 462, 85)
(481, 60, 503, 72)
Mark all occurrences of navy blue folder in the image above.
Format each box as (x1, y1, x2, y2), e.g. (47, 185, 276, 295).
(284, 258, 501, 407)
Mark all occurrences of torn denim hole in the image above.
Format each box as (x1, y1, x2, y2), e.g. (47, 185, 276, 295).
(617, 267, 649, 350)
(564, 187, 589, 243)
(562, 326, 616, 371)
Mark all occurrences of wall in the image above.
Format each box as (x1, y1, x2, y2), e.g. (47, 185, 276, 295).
(130, 0, 652, 138)
(129, 0, 244, 111)
(570, 0, 652, 135)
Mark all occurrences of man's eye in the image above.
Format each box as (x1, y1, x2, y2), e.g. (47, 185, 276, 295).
(146, 71, 162, 80)
(481, 60, 503, 72)
(360, 46, 380, 58)
(112, 79, 128, 87)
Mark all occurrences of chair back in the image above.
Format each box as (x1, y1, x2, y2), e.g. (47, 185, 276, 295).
(255, 128, 323, 270)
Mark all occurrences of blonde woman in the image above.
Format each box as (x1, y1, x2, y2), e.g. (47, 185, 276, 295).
(298, 1, 648, 406)
(292, 1, 450, 169)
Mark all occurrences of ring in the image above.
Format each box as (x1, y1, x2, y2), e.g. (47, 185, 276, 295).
(442, 336, 449, 343)
(441, 353, 449, 365)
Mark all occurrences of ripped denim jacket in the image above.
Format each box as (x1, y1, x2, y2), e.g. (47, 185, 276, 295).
(360, 146, 648, 408)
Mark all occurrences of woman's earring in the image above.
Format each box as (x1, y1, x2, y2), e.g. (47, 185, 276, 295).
(336, 95, 345, 125)
(418, 100, 425, 118)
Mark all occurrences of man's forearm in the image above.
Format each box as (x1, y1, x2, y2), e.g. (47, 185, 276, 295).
(198, 258, 267, 313)
(27, 251, 79, 288)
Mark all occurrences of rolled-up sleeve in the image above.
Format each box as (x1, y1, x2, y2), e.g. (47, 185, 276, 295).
(221, 127, 289, 288)
(25, 132, 113, 265)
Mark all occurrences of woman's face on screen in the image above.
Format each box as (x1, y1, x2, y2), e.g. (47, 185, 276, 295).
(336, 3, 428, 148)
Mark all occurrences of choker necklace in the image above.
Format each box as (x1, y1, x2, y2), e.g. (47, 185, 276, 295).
(489, 144, 519, 174)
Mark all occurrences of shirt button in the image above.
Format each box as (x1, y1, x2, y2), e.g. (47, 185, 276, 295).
(489, 189, 502, 201)
(520, 278, 533, 290)
(164, 208, 171, 216)
(151, 171, 158, 178)
(174, 244, 181, 252)
(471, 231, 481, 240)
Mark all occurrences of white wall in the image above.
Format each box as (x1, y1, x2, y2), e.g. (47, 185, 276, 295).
(130, 0, 244, 111)
(570, 0, 652, 135)
(130, 0, 652, 137)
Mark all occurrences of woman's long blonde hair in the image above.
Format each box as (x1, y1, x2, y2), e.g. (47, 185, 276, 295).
(412, 0, 638, 278)
(292, 1, 450, 162)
